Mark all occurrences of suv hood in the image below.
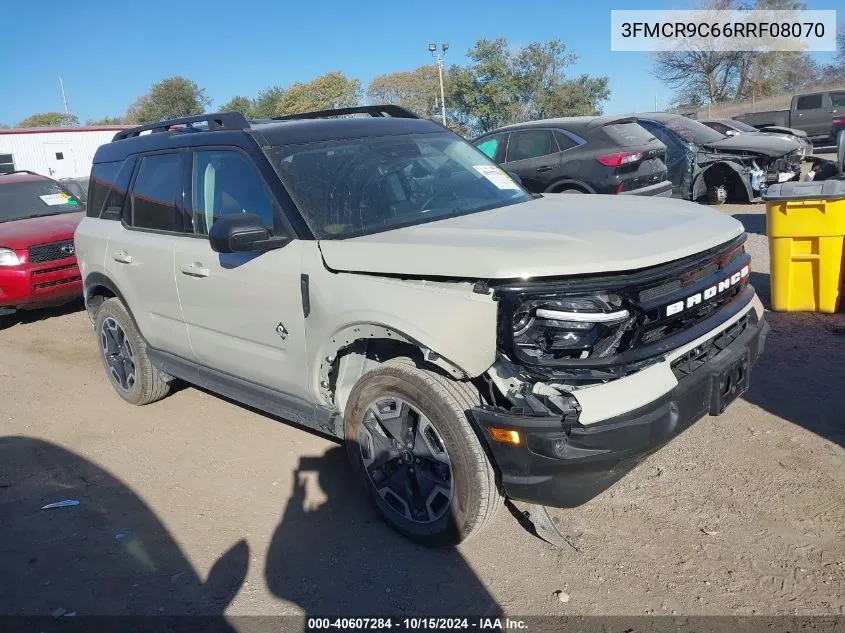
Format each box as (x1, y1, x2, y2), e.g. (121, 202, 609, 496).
(318, 194, 744, 279)
(0, 212, 84, 250)
(704, 134, 799, 157)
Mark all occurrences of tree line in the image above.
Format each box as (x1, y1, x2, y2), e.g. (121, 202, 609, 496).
(653, 0, 845, 109)
(12, 38, 609, 138)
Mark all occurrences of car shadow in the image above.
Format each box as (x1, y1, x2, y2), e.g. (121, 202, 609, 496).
(0, 436, 246, 624)
(265, 445, 502, 618)
(731, 213, 766, 236)
(1, 298, 86, 329)
(742, 272, 845, 448)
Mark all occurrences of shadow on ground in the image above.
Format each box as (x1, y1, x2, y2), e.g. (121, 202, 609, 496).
(0, 298, 86, 330)
(731, 213, 766, 236)
(265, 446, 501, 617)
(0, 438, 500, 621)
(742, 271, 845, 448)
(0, 436, 246, 622)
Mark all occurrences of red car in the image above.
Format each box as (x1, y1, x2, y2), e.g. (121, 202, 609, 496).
(0, 171, 85, 325)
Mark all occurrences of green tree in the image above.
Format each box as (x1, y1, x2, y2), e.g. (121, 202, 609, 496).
(447, 38, 609, 136)
(275, 72, 360, 116)
(220, 96, 253, 118)
(252, 86, 285, 119)
(126, 76, 211, 124)
(18, 112, 79, 128)
(86, 116, 124, 126)
(367, 65, 440, 117)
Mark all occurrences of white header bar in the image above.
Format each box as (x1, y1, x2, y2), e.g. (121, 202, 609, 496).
(611, 10, 837, 52)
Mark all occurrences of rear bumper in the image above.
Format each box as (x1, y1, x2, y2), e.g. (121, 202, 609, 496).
(472, 311, 769, 508)
(621, 179, 674, 197)
(0, 260, 82, 312)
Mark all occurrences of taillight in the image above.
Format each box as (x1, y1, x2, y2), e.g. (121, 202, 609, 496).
(597, 151, 643, 167)
(834, 116, 845, 125)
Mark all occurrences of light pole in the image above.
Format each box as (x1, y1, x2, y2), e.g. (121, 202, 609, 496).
(429, 42, 448, 126)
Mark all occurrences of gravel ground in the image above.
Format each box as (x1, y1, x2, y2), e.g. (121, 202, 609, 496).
(0, 202, 843, 619)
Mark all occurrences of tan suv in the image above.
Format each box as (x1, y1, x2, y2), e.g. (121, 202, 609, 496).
(74, 108, 768, 546)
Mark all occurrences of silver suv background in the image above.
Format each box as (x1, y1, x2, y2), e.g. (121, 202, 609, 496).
(75, 107, 768, 546)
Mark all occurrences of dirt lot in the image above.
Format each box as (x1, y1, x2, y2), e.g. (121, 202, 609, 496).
(1, 202, 843, 619)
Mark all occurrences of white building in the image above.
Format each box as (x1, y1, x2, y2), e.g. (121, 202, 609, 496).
(0, 126, 126, 180)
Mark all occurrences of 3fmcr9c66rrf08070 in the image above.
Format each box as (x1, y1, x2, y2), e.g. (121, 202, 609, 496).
(74, 107, 768, 546)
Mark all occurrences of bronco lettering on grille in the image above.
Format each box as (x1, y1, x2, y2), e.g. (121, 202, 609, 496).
(665, 265, 750, 317)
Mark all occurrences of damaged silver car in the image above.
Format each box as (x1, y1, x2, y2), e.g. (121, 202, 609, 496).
(75, 107, 769, 546)
(636, 113, 802, 204)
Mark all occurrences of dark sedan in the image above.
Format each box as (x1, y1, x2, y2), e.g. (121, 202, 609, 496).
(471, 116, 673, 197)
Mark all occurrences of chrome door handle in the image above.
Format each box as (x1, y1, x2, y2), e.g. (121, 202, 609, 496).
(112, 251, 132, 264)
(180, 264, 209, 278)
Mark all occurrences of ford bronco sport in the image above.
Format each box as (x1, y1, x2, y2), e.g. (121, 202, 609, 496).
(74, 107, 768, 546)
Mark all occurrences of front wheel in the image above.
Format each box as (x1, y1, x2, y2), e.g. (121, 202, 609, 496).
(344, 359, 502, 547)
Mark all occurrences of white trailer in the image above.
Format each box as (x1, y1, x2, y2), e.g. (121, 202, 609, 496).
(0, 127, 126, 180)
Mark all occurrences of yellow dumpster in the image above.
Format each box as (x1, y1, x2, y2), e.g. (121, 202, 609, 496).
(764, 180, 845, 313)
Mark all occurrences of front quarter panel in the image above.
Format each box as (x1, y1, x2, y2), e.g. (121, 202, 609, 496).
(301, 244, 498, 405)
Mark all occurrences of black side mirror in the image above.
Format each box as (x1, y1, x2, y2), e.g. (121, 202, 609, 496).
(208, 213, 289, 254)
(507, 171, 523, 185)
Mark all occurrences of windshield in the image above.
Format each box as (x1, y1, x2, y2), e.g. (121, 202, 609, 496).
(0, 179, 82, 223)
(730, 120, 758, 133)
(663, 116, 727, 145)
(268, 132, 530, 239)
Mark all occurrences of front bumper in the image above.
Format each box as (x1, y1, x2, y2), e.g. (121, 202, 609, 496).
(0, 260, 82, 312)
(472, 310, 769, 508)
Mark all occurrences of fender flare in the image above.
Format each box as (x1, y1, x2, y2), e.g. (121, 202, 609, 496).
(82, 272, 138, 326)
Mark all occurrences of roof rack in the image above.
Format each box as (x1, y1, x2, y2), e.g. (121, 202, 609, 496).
(273, 104, 420, 121)
(0, 169, 41, 177)
(113, 112, 250, 141)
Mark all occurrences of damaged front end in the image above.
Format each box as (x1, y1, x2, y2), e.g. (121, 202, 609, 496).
(470, 235, 768, 507)
(692, 147, 802, 202)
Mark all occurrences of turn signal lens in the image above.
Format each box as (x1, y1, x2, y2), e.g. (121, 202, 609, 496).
(489, 427, 521, 445)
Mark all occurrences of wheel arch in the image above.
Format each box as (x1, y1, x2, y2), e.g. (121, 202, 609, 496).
(316, 322, 478, 414)
(693, 161, 753, 202)
(83, 273, 134, 326)
(544, 179, 594, 194)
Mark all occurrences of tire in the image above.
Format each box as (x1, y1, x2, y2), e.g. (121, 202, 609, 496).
(560, 188, 584, 194)
(344, 358, 502, 547)
(94, 298, 171, 406)
(708, 183, 728, 205)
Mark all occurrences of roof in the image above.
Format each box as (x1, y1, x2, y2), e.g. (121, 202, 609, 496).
(250, 116, 445, 145)
(0, 126, 128, 136)
(476, 114, 642, 138)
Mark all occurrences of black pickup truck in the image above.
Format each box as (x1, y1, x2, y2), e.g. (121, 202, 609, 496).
(735, 91, 845, 142)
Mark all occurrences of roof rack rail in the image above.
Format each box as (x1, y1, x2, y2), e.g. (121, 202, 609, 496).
(0, 169, 41, 177)
(113, 112, 250, 141)
(273, 104, 420, 121)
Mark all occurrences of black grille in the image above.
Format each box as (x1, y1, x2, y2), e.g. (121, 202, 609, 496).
(28, 240, 75, 264)
(33, 276, 81, 290)
(671, 312, 753, 379)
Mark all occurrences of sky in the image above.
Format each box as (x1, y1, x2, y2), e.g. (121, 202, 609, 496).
(0, 0, 839, 126)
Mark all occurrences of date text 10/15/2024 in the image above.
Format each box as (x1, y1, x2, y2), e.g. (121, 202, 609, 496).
(307, 618, 529, 630)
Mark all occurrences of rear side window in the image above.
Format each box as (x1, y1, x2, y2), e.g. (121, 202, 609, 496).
(603, 122, 657, 147)
(475, 136, 502, 160)
(796, 94, 822, 110)
(87, 162, 120, 218)
(831, 93, 845, 107)
(506, 130, 556, 162)
(554, 130, 579, 151)
(129, 153, 185, 232)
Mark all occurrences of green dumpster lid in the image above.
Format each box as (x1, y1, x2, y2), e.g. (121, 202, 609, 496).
(763, 180, 845, 201)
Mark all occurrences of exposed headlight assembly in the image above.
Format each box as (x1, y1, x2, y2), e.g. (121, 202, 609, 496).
(0, 248, 21, 266)
(508, 293, 634, 365)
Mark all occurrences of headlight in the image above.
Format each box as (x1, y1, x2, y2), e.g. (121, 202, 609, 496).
(508, 293, 634, 364)
(0, 248, 21, 266)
